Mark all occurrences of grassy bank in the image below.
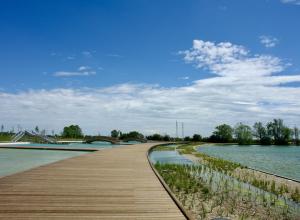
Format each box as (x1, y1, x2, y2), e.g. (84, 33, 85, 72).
(0, 134, 13, 142)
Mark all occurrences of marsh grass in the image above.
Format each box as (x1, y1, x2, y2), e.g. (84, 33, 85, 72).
(155, 162, 300, 219)
(176, 144, 300, 204)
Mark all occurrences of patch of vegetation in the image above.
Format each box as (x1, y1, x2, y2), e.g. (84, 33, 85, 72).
(176, 143, 300, 203)
(177, 142, 202, 154)
(0, 133, 13, 142)
(154, 163, 300, 220)
(195, 152, 245, 172)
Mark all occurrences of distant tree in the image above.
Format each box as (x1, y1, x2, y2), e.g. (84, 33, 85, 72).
(62, 125, 83, 138)
(253, 122, 271, 145)
(147, 134, 162, 141)
(35, 126, 39, 134)
(192, 134, 202, 142)
(234, 123, 253, 145)
(267, 119, 292, 145)
(163, 135, 171, 141)
(184, 136, 191, 141)
(120, 131, 144, 140)
(111, 130, 120, 138)
(211, 124, 233, 143)
(293, 127, 299, 145)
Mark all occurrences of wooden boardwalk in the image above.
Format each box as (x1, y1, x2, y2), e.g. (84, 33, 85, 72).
(0, 143, 186, 219)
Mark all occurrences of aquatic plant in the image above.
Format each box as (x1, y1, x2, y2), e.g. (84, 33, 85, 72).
(154, 162, 300, 219)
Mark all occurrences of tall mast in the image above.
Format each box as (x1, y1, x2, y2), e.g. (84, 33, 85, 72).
(176, 121, 178, 138)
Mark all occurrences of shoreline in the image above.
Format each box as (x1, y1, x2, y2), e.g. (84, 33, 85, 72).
(182, 153, 300, 197)
(182, 153, 300, 183)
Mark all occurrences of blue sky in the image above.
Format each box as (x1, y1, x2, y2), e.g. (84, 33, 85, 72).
(1, 0, 300, 136)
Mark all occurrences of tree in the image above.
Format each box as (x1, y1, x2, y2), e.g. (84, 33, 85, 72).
(120, 131, 144, 140)
(62, 125, 83, 138)
(192, 134, 202, 142)
(253, 122, 271, 145)
(234, 123, 253, 145)
(184, 136, 191, 141)
(111, 130, 120, 138)
(163, 135, 171, 141)
(293, 127, 300, 145)
(35, 126, 39, 134)
(147, 134, 162, 141)
(267, 119, 292, 145)
(211, 124, 233, 143)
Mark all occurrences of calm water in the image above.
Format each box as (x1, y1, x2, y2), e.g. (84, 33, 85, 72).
(149, 150, 193, 165)
(197, 145, 300, 181)
(0, 148, 86, 177)
(9, 141, 126, 149)
(0, 141, 135, 177)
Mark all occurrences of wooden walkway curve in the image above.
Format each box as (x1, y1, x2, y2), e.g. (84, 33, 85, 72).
(0, 143, 186, 219)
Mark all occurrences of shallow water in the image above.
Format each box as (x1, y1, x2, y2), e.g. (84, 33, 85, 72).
(0, 148, 86, 177)
(0, 141, 133, 177)
(149, 150, 193, 165)
(8, 141, 127, 149)
(197, 145, 300, 181)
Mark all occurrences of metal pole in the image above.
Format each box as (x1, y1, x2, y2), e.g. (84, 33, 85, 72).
(176, 121, 178, 138)
(182, 122, 184, 139)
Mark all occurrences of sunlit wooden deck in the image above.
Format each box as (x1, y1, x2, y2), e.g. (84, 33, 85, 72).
(0, 143, 186, 219)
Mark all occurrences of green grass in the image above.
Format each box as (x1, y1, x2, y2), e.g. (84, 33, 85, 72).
(175, 143, 300, 203)
(0, 134, 13, 142)
(154, 162, 299, 219)
(194, 152, 245, 172)
(176, 142, 203, 154)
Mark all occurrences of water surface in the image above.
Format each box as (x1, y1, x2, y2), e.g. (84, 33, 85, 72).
(0, 148, 86, 177)
(9, 141, 124, 149)
(197, 145, 300, 181)
(0, 141, 134, 177)
(150, 150, 193, 165)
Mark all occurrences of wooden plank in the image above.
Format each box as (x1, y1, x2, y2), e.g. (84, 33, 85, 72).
(0, 143, 186, 219)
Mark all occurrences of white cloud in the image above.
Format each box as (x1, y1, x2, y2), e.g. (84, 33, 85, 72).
(180, 39, 284, 78)
(179, 76, 190, 80)
(259, 35, 279, 48)
(107, 54, 122, 58)
(53, 66, 96, 77)
(2, 39, 300, 136)
(82, 51, 93, 58)
(53, 71, 95, 77)
(78, 66, 90, 71)
(281, 0, 300, 5)
(66, 56, 75, 60)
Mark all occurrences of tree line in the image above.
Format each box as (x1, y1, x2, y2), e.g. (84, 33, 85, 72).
(1, 118, 299, 145)
(207, 119, 299, 145)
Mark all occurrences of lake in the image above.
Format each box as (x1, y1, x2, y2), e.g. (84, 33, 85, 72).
(197, 144, 300, 181)
(0, 141, 131, 177)
(149, 150, 193, 165)
(0, 148, 87, 177)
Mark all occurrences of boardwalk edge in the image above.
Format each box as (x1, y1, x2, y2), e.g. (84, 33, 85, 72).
(147, 144, 195, 220)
